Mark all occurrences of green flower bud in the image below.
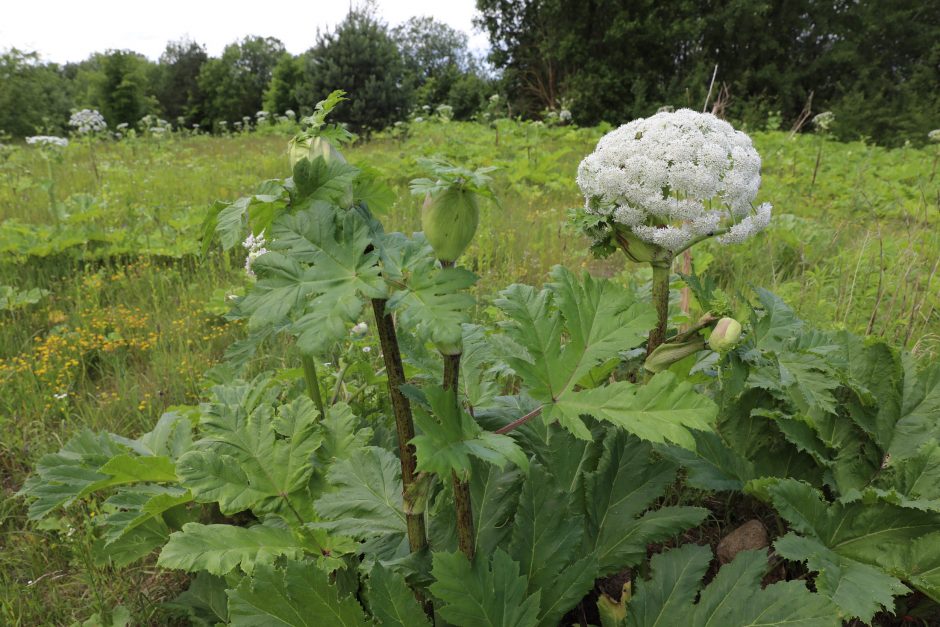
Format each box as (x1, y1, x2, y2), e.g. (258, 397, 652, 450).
(644, 337, 706, 373)
(708, 317, 742, 352)
(288, 136, 346, 170)
(421, 188, 480, 263)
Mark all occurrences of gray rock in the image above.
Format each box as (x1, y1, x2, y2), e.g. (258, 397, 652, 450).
(717, 519, 769, 564)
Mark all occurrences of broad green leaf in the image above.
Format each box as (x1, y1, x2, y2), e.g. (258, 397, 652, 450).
(628, 544, 711, 627)
(18, 429, 128, 519)
(76, 454, 178, 497)
(430, 549, 540, 627)
(555, 372, 716, 449)
(167, 572, 231, 625)
(627, 545, 839, 627)
(774, 533, 908, 622)
(751, 478, 940, 607)
(410, 386, 527, 479)
(158, 522, 314, 575)
(367, 563, 431, 627)
(292, 155, 359, 205)
(748, 288, 802, 351)
(237, 203, 385, 355)
(228, 560, 371, 626)
(585, 431, 708, 575)
(314, 446, 407, 538)
(889, 358, 940, 459)
(387, 260, 476, 352)
(471, 459, 523, 557)
(509, 463, 597, 626)
(102, 486, 193, 544)
(178, 396, 322, 517)
(495, 266, 655, 440)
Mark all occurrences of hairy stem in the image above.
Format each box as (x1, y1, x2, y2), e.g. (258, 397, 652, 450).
(648, 263, 671, 356)
(301, 354, 327, 420)
(443, 352, 475, 560)
(371, 298, 429, 554)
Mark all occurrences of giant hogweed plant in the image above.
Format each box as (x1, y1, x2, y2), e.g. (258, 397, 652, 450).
(21, 98, 930, 626)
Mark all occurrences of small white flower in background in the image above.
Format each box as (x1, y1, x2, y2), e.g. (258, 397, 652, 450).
(657, 105, 675, 113)
(26, 135, 69, 148)
(812, 111, 835, 132)
(116, 122, 129, 131)
(285, 109, 296, 119)
(559, 109, 572, 122)
(53, 392, 68, 400)
(577, 108, 772, 253)
(351, 322, 368, 335)
(242, 230, 269, 278)
(929, 129, 940, 143)
(414, 116, 424, 123)
(362, 346, 372, 353)
(436, 104, 454, 121)
(69, 109, 107, 135)
(255, 110, 269, 120)
(489, 94, 500, 104)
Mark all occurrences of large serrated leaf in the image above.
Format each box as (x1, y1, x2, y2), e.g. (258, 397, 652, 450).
(158, 522, 314, 575)
(430, 549, 540, 627)
(410, 386, 527, 479)
(585, 431, 708, 575)
(627, 545, 839, 627)
(228, 559, 371, 626)
(314, 446, 407, 539)
(367, 563, 431, 627)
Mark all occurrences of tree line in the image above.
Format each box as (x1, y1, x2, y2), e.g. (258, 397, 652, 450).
(476, 0, 940, 146)
(2, 2, 937, 145)
(0, 9, 492, 137)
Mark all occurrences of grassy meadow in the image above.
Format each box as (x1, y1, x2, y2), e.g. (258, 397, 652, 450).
(1, 120, 938, 623)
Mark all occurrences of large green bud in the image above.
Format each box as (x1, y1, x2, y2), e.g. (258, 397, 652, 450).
(288, 136, 346, 170)
(421, 187, 480, 263)
(708, 317, 743, 352)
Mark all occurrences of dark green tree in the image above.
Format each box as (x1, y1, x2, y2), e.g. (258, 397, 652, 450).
(197, 36, 286, 125)
(263, 54, 304, 115)
(0, 49, 73, 136)
(93, 50, 159, 127)
(156, 38, 208, 125)
(299, 7, 411, 131)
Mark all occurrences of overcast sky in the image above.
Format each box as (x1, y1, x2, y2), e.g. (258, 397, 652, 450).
(1, 0, 489, 63)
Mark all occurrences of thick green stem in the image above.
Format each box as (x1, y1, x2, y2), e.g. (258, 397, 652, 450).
(301, 355, 327, 420)
(371, 298, 429, 555)
(443, 352, 475, 560)
(648, 263, 671, 356)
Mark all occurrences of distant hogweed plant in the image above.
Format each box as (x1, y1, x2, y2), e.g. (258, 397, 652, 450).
(69, 109, 107, 135)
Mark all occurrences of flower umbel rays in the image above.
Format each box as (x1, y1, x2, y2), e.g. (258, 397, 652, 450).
(577, 108, 772, 255)
(242, 230, 268, 278)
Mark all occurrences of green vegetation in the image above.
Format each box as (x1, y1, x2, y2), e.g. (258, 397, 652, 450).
(1, 116, 938, 625)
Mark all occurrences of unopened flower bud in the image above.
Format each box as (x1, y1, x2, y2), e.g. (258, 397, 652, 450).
(708, 317, 742, 352)
(644, 338, 706, 373)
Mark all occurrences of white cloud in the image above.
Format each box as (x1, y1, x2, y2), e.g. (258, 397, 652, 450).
(1, 0, 488, 63)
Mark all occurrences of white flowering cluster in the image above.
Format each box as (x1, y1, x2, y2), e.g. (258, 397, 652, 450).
(577, 108, 771, 253)
(559, 109, 572, 122)
(929, 129, 940, 143)
(69, 109, 107, 134)
(242, 231, 268, 278)
(285, 109, 296, 120)
(812, 111, 835, 132)
(436, 104, 454, 121)
(26, 135, 69, 148)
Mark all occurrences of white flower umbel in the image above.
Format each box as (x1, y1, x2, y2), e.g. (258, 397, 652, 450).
(577, 108, 772, 256)
(812, 111, 835, 132)
(929, 129, 940, 143)
(26, 135, 69, 148)
(69, 109, 107, 135)
(242, 230, 268, 278)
